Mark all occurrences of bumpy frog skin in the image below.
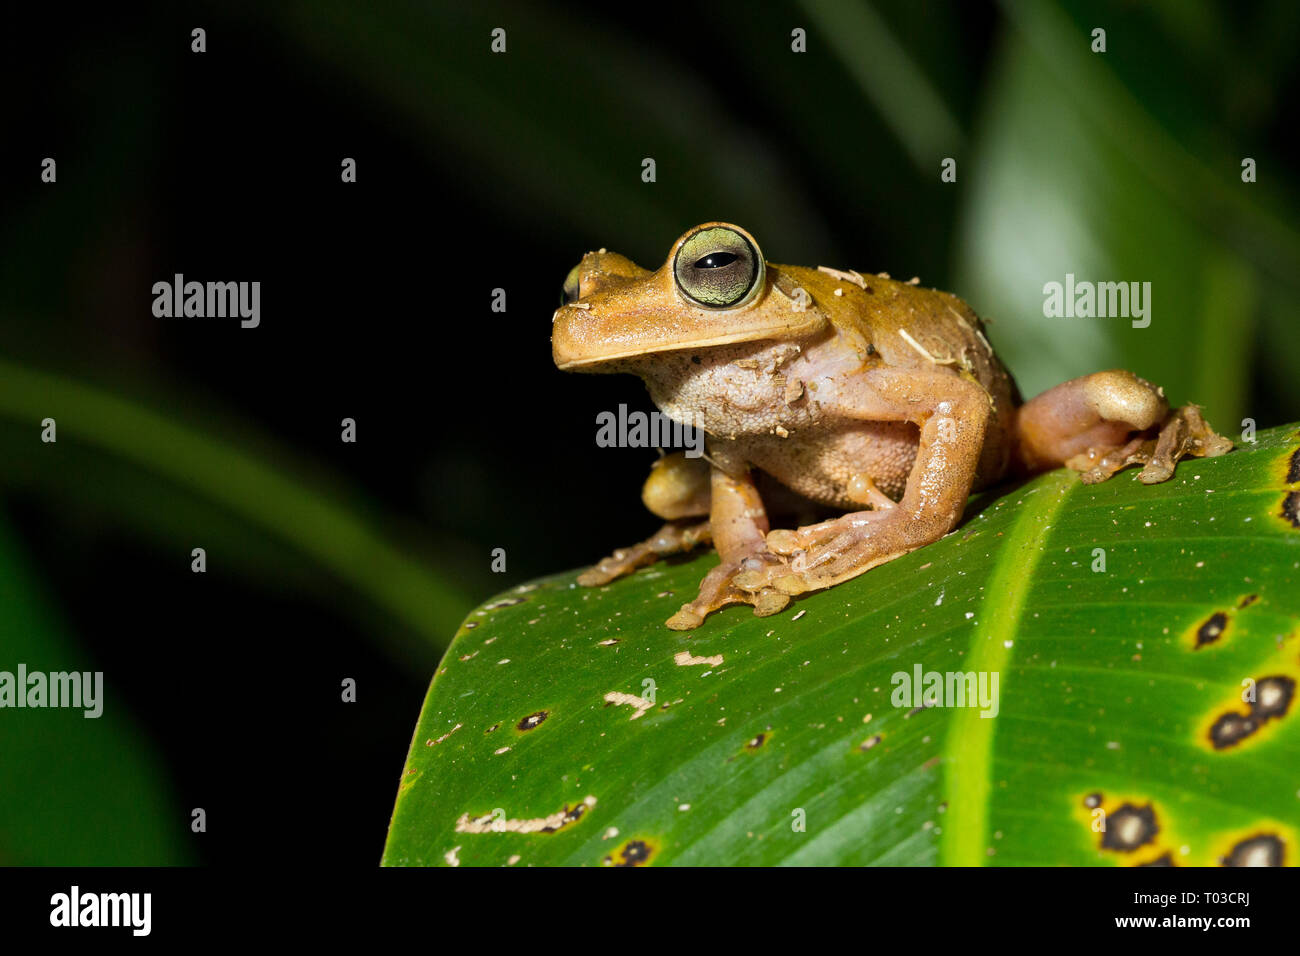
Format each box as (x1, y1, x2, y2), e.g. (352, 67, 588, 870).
(552, 222, 1233, 630)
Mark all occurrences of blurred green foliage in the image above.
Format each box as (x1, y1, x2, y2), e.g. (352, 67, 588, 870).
(0, 516, 187, 864)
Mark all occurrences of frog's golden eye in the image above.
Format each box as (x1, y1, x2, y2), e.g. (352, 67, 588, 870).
(674, 226, 764, 309)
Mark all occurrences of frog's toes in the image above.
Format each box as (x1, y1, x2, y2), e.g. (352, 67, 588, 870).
(752, 588, 792, 615)
(1139, 403, 1233, 485)
(1069, 435, 1155, 485)
(765, 517, 845, 556)
(666, 551, 792, 629)
(1069, 404, 1233, 486)
(665, 606, 705, 630)
(579, 520, 711, 586)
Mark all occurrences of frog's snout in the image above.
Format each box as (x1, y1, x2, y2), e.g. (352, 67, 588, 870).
(553, 250, 655, 370)
(565, 250, 649, 300)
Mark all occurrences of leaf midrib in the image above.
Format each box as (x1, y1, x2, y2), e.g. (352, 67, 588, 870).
(939, 472, 1075, 865)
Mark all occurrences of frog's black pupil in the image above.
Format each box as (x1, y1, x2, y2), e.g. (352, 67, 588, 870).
(696, 252, 738, 269)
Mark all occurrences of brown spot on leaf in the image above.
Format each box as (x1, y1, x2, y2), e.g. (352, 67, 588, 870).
(747, 733, 767, 749)
(1287, 447, 1300, 484)
(483, 597, 526, 611)
(603, 839, 655, 867)
(1253, 676, 1295, 721)
(1222, 834, 1284, 867)
(517, 711, 548, 731)
(1283, 491, 1300, 529)
(1196, 612, 1229, 648)
(1084, 793, 1103, 809)
(1209, 675, 1294, 749)
(1210, 711, 1258, 749)
(859, 734, 883, 751)
(1101, 803, 1159, 853)
(1138, 854, 1175, 867)
(1238, 594, 1259, 609)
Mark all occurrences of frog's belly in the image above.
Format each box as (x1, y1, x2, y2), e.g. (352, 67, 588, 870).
(738, 421, 919, 510)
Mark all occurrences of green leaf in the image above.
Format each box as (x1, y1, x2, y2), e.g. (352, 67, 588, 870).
(385, 424, 1300, 866)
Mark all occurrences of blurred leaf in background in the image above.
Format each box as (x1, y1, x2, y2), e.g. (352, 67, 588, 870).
(0, 516, 186, 864)
(955, 0, 1300, 428)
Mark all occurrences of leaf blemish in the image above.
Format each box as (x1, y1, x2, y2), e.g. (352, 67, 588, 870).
(675, 650, 723, 667)
(455, 796, 597, 835)
(1222, 833, 1284, 867)
(426, 723, 462, 747)
(1208, 676, 1295, 750)
(1283, 490, 1300, 529)
(1195, 612, 1229, 648)
(1101, 803, 1160, 853)
(517, 711, 548, 731)
(602, 838, 656, 867)
(604, 691, 653, 720)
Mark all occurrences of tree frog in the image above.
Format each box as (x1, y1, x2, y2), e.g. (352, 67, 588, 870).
(552, 222, 1232, 630)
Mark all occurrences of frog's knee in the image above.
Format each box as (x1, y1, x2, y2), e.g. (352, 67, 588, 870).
(641, 452, 710, 519)
(1082, 370, 1167, 430)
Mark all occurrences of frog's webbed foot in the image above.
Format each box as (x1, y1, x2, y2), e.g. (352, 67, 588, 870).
(1016, 371, 1233, 485)
(665, 549, 794, 631)
(729, 509, 911, 597)
(1068, 404, 1234, 485)
(577, 519, 711, 587)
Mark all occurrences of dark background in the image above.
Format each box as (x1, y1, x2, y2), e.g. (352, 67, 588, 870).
(1, 0, 1297, 865)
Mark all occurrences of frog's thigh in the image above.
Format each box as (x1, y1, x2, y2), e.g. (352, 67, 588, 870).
(641, 452, 710, 519)
(1014, 370, 1166, 472)
(756, 368, 990, 593)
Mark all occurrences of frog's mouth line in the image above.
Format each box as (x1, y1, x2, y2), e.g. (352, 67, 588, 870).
(555, 316, 826, 370)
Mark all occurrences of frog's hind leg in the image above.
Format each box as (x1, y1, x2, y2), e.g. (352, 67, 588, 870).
(1013, 370, 1233, 485)
(577, 453, 711, 586)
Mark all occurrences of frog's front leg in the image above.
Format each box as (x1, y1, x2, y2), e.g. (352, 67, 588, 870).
(665, 454, 794, 630)
(737, 368, 991, 597)
(577, 452, 711, 586)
